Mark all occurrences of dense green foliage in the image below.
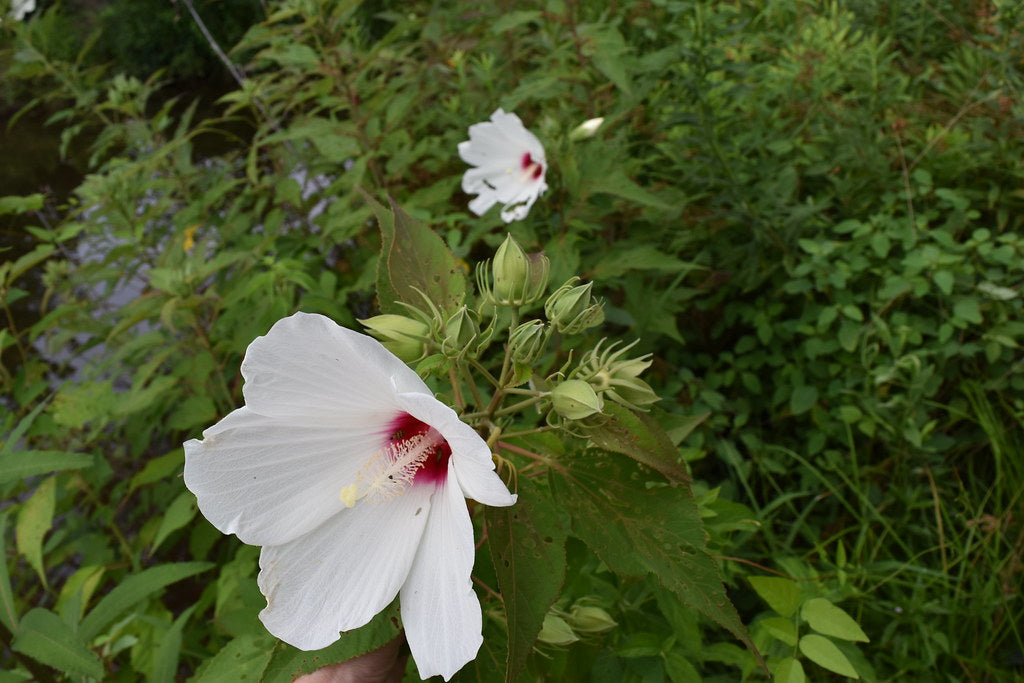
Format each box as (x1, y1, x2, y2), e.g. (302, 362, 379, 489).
(2, 0, 1023, 680)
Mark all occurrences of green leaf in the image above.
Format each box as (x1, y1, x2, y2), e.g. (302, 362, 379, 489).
(760, 616, 798, 646)
(191, 632, 276, 682)
(0, 513, 18, 634)
(952, 297, 983, 325)
(128, 449, 184, 495)
(932, 270, 954, 295)
(16, 476, 56, 586)
(593, 246, 703, 279)
(167, 395, 216, 431)
(489, 9, 542, 33)
(748, 577, 801, 618)
(260, 601, 402, 683)
(150, 605, 197, 683)
(0, 449, 93, 486)
(584, 402, 691, 485)
(550, 450, 760, 664)
(486, 477, 568, 682)
(801, 598, 869, 642)
(12, 608, 104, 679)
(589, 170, 672, 209)
(789, 385, 818, 415)
(773, 656, 806, 683)
(150, 491, 198, 553)
(799, 634, 859, 678)
(361, 189, 466, 314)
(79, 561, 213, 641)
(0, 194, 44, 215)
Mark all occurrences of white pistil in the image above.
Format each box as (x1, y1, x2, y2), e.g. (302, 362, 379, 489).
(339, 430, 444, 508)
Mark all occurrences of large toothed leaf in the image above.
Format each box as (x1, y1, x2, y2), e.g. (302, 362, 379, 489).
(486, 476, 569, 683)
(584, 403, 693, 485)
(550, 450, 760, 665)
(360, 189, 466, 314)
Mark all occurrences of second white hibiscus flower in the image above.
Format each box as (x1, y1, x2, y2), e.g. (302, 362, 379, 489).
(459, 108, 548, 223)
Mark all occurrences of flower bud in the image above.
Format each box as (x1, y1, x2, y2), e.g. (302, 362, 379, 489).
(567, 605, 617, 634)
(359, 314, 428, 363)
(508, 320, 548, 364)
(550, 379, 603, 420)
(569, 116, 605, 141)
(492, 234, 529, 303)
(545, 278, 604, 334)
(442, 306, 481, 359)
(483, 234, 550, 307)
(578, 340, 659, 410)
(537, 614, 579, 646)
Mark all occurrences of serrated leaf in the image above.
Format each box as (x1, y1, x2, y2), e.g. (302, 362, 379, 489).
(584, 403, 690, 485)
(360, 189, 466, 314)
(801, 598, 869, 642)
(773, 656, 806, 683)
(748, 577, 801, 618)
(260, 601, 402, 683)
(550, 450, 760, 665)
(150, 491, 198, 553)
(16, 476, 56, 586)
(12, 608, 104, 679)
(799, 634, 858, 678)
(593, 246, 703, 279)
(167, 395, 216, 431)
(79, 562, 213, 641)
(191, 632, 275, 682)
(0, 450, 94, 485)
(486, 477, 568, 682)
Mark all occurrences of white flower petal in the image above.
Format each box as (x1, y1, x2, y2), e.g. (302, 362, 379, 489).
(401, 469, 481, 681)
(183, 405, 389, 546)
(258, 483, 434, 651)
(394, 392, 515, 507)
(458, 109, 547, 222)
(240, 312, 432, 420)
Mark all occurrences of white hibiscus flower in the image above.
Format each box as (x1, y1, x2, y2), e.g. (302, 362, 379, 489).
(458, 108, 548, 223)
(183, 312, 517, 681)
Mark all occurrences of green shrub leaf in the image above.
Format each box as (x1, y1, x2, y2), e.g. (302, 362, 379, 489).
(801, 598, 869, 642)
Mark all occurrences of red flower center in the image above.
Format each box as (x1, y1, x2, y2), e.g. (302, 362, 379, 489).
(521, 152, 544, 181)
(385, 413, 451, 485)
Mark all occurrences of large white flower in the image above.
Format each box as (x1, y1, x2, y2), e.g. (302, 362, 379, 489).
(183, 312, 517, 681)
(458, 108, 548, 223)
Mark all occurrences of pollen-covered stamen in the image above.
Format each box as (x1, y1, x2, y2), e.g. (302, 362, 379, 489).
(339, 429, 446, 508)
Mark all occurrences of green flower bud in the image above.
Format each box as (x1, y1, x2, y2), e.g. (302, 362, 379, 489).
(508, 320, 548, 364)
(493, 234, 529, 302)
(481, 234, 551, 307)
(569, 116, 605, 141)
(359, 314, 428, 363)
(442, 306, 481, 359)
(550, 379, 603, 420)
(579, 340, 659, 409)
(545, 277, 604, 334)
(567, 605, 617, 634)
(537, 614, 579, 646)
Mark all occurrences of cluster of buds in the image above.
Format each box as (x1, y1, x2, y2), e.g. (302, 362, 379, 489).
(572, 339, 659, 410)
(440, 305, 493, 360)
(477, 234, 550, 307)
